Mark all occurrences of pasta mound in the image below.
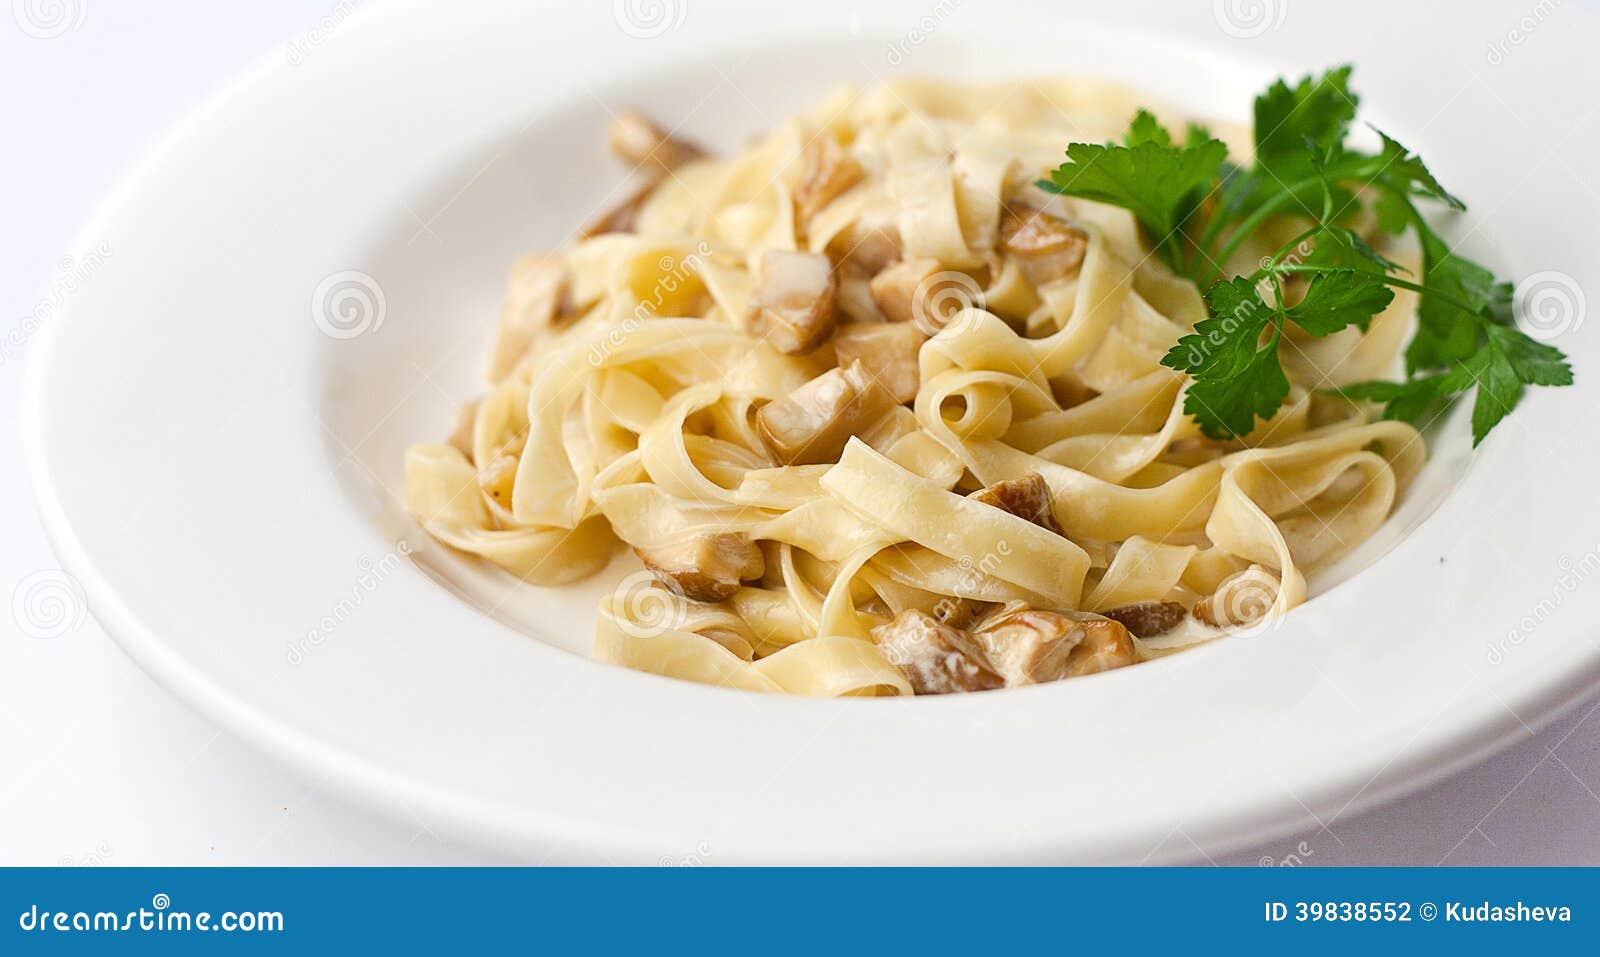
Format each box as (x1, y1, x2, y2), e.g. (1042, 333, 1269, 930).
(405, 78, 1424, 696)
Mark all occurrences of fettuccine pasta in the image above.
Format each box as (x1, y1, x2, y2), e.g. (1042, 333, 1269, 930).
(404, 78, 1424, 696)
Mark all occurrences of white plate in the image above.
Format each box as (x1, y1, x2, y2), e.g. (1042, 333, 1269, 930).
(26, 0, 1600, 863)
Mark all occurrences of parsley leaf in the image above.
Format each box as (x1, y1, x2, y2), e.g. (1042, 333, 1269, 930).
(1042, 135, 1227, 269)
(1305, 226, 1400, 273)
(1163, 278, 1289, 438)
(1124, 109, 1173, 147)
(1374, 129, 1465, 210)
(1407, 229, 1506, 372)
(1253, 65, 1359, 169)
(1485, 323, 1574, 387)
(1336, 376, 1453, 425)
(1183, 329, 1290, 440)
(1340, 326, 1571, 445)
(1052, 64, 1572, 443)
(1286, 269, 1395, 335)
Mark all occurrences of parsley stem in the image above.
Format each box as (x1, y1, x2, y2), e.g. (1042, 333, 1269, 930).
(1204, 184, 1319, 284)
(1244, 224, 1326, 284)
(1274, 264, 1484, 319)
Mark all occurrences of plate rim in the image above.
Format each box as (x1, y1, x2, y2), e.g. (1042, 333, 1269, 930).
(25, 0, 1600, 863)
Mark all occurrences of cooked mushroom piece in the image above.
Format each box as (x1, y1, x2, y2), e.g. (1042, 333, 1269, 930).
(870, 609, 1003, 695)
(1101, 600, 1188, 638)
(579, 178, 655, 238)
(488, 255, 572, 382)
(754, 360, 895, 465)
(968, 473, 1064, 535)
(970, 608, 1086, 685)
(868, 257, 945, 325)
(931, 595, 993, 631)
(831, 322, 928, 404)
(747, 249, 839, 355)
(1060, 614, 1138, 677)
(1000, 203, 1088, 286)
(794, 138, 865, 225)
(1192, 566, 1281, 628)
(606, 109, 706, 175)
(583, 112, 709, 239)
(637, 533, 765, 603)
(830, 208, 903, 274)
(834, 265, 887, 324)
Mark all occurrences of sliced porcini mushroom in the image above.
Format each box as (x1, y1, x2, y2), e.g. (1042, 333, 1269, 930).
(1000, 203, 1088, 286)
(830, 209, 904, 274)
(794, 137, 865, 225)
(870, 609, 1004, 695)
(970, 608, 1087, 685)
(931, 596, 993, 631)
(831, 322, 928, 404)
(747, 249, 839, 354)
(488, 255, 572, 382)
(1060, 614, 1138, 677)
(637, 533, 765, 604)
(834, 265, 887, 324)
(1192, 566, 1281, 629)
(968, 473, 1064, 535)
(868, 257, 944, 325)
(1101, 600, 1189, 638)
(583, 112, 708, 238)
(579, 179, 655, 238)
(754, 360, 895, 466)
(606, 109, 707, 176)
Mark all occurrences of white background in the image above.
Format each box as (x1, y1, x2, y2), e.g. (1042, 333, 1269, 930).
(3, 0, 1599, 866)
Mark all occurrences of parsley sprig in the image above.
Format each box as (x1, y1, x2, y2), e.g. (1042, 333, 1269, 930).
(1039, 66, 1572, 444)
